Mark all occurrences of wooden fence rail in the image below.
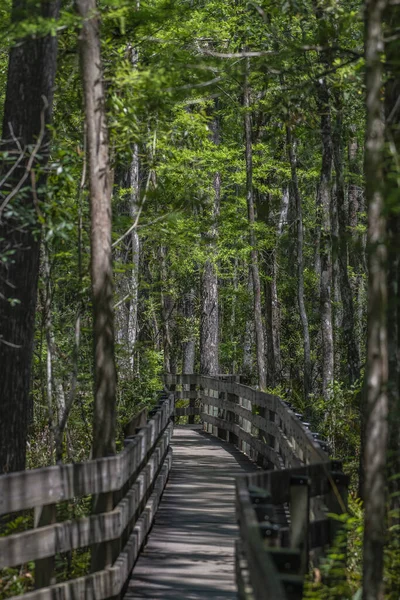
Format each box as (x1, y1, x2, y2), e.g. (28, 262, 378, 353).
(166, 374, 349, 600)
(0, 375, 348, 600)
(0, 393, 174, 599)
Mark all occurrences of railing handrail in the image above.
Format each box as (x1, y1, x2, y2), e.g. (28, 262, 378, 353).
(0, 394, 174, 599)
(166, 373, 349, 600)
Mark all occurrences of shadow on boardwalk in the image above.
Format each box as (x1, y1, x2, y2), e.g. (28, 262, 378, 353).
(124, 426, 258, 599)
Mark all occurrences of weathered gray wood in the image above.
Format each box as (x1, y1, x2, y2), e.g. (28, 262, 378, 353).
(0, 398, 173, 516)
(289, 476, 310, 574)
(235, 540, 255, 600)
(202, 413, 283, 469)
(236, 477, 286, 600)
(174, 406, 201, 417)
(167, 374, 325, 466)
(125, 426, 258, 600)
(123, 408, 148, 438)
(0, 424, 172, 568)
(7, 452, 172, 600)
(34, 504, 56, 589)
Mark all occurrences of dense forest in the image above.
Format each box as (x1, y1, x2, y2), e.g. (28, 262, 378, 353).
(0, 0, 399, 598)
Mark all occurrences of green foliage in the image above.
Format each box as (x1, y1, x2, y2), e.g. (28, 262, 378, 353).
(304, 496, 363, 600)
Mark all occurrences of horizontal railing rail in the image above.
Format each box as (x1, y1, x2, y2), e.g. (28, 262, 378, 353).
(166, 374, 349, 600)
(0, 393, 174, 599)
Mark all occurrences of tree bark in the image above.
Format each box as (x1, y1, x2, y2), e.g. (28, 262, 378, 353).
(182, 288, 196, 375)
(362, 1, 389, 598)
(384, 1, 400, 530)
(286, 125, 311, 400)
(263, 189, 284, 388)
(77, 0, 117, 460)
(243, 268, 254, 379)
(333, 94, 360, 384)
(160, 245, 175, 373)
(200, 115, 220, 376)
(316, 76, 334, 399)
(244, 57, 266, 389)
(115, 142, 140, 375)
(0, 0, 61, 474)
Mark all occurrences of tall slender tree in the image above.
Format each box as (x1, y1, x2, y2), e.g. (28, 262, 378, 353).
(200, 113, 220, 376)
(244, 57, 266, 389)
(362, 0, 389, 597)
(76, 0, 117, 460)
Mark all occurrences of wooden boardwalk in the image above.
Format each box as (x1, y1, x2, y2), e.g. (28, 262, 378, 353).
(124, 425, 257, 599)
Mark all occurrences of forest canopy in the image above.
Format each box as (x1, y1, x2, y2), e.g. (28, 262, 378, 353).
(0, 0, 399, 598)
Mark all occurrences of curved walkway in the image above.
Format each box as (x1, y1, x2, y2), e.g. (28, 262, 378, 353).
(124, 425, 257, 599)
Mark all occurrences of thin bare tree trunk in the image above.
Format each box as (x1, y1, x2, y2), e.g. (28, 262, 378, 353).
(244, 57, 266, 389)
(200, 115, 220, 376)
(316, 76, 334, 399)
(333, 94, 360, 384)
(182, 288, 196, 374)
(243, 268, 254, 379)
(230, 258, 238, 374)
(362, 1, 389, 598)
(286, 125, 311, 400)
(160, 245, 175, 373)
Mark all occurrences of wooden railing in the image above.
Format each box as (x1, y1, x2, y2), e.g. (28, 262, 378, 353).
(0, 393, 174, 600)
(165, 374, 349, 600)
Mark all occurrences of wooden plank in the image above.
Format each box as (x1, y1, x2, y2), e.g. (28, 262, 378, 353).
(0, 424, 172, 568)
(34, 504, 56, 588)
(244, 462, 343, 504)
(126, 426, 258, 600)
(0, 398, 174, 516)
(6, 451, 172, 600)
(174, 406, 201, 417)
(202, 414, 283, 469)
(236, 478, 286, 600)
(236, 540, 255, 600)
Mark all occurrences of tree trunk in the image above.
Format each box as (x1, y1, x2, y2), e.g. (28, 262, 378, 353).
(200, 115, 220, 376)
(286, 125, 311, 400)
(77, 0, 117, 460)
(316, 76, 334, 400)
(263, 188, 284, 388)
(348, 133, 366, 365)
(384, 1, 400, 531)
(160, 245, 175, 373)
(0, 0, 61, 474)
(115, 143, 140, 375)
(244, 57, 266, 389)
(333, 94, 360, 384)
(265, 251, 281, 387)
(243, 268, 254, 379)
(362, 1, 389, 598)
(182, 288, 196, 374)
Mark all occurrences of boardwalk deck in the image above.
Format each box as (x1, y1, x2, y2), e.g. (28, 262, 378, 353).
(124, 425, 258, 599)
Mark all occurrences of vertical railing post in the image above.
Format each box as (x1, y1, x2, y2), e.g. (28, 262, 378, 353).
(34, 503, 56, 588)
(227, 381, 239, 447)
(188, 379, 197, 425)
(289, 475, 310, 575)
